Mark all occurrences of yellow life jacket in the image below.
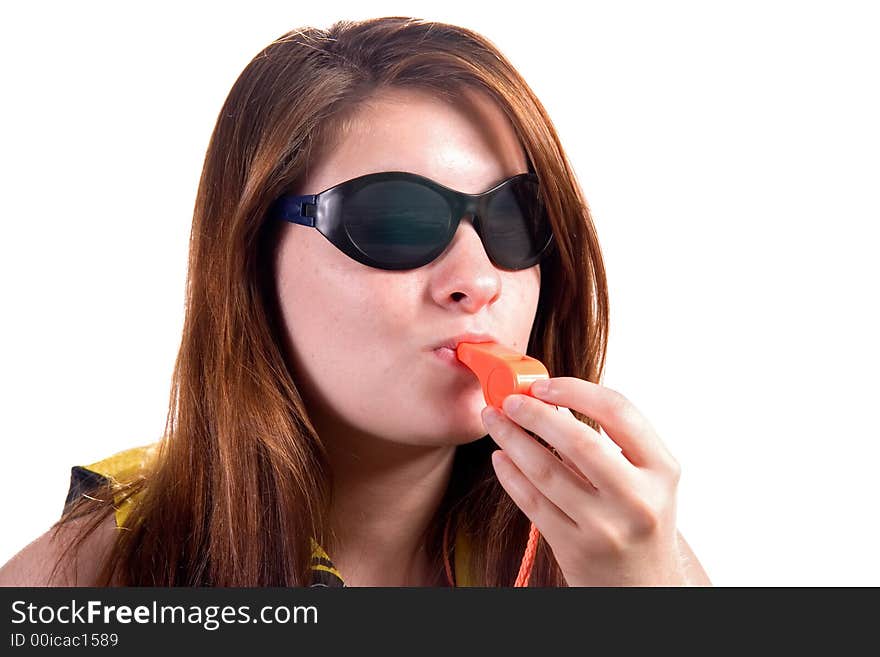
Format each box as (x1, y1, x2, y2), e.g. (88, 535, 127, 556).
(64, 443, 476, 587)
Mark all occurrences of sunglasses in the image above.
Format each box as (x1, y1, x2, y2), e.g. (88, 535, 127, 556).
(268, 170, 555, 271)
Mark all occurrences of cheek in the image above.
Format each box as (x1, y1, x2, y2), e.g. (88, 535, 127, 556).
(510, 268, 542, 329)
(275, 230, 382, 333)
(276, 259, 407, 379)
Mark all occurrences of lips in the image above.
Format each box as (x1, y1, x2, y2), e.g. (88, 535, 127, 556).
(432, 345, 470, 369)
(431, 331, 498, 352)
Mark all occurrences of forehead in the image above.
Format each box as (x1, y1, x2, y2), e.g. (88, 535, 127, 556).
(302, 87, 529, 195)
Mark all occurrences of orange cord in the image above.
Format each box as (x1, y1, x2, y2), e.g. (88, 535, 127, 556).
(443, 513, 540, 587)
(514, 522, 541, 587)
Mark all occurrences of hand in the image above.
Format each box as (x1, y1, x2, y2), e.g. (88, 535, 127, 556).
(482, 376, 689, 586)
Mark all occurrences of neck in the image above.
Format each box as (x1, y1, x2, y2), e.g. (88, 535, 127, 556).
(321, 422, 457, 587)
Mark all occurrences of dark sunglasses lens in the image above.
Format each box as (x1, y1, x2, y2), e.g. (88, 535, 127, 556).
(484, 177, 552, 269)
(342, 180, 452, 268)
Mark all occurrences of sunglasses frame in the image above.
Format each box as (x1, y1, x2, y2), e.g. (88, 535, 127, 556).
(268, 170, 556, 271)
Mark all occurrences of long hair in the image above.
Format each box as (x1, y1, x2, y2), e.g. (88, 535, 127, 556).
(55, 15, 609, 586)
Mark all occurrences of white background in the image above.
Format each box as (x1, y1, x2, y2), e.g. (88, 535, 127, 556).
(1, 1, 877, 586)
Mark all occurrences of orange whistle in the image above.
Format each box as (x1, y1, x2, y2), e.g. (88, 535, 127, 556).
(455, 342, 550, 408)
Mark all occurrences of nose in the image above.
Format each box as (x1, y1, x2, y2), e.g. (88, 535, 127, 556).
(428, 215, 501, 311)
(446, 214, 493, 267)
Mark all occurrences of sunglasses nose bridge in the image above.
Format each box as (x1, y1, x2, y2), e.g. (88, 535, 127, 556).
(443, 194, 495, 271)
(453, 194, 483, 232)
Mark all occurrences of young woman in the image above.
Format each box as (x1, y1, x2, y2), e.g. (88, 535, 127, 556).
(0, 16, 710, 587)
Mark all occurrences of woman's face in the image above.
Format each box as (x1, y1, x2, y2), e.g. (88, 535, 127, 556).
(274, 87, 541, 447)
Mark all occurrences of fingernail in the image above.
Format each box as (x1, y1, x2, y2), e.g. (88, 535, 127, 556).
(503, 395, 524, 413)
(531, 379, 551, 396)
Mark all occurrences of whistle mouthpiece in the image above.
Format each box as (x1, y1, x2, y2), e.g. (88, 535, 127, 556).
(455, 342, 550, 408)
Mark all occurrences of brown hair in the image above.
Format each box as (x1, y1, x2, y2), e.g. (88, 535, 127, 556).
(55, 15, 609, 586)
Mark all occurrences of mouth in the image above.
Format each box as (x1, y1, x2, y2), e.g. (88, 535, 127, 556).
(430, 332, 498, 352)
(428, 331, 499, 374)
(431, 345, 472, 370)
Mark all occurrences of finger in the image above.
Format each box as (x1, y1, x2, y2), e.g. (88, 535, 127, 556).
(553, 407, 609, 484)
(529, 378, 677, 472)
(484, 405, 605, 529)
(490, 449, 580, 552)
(500, 394, 636, 496)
